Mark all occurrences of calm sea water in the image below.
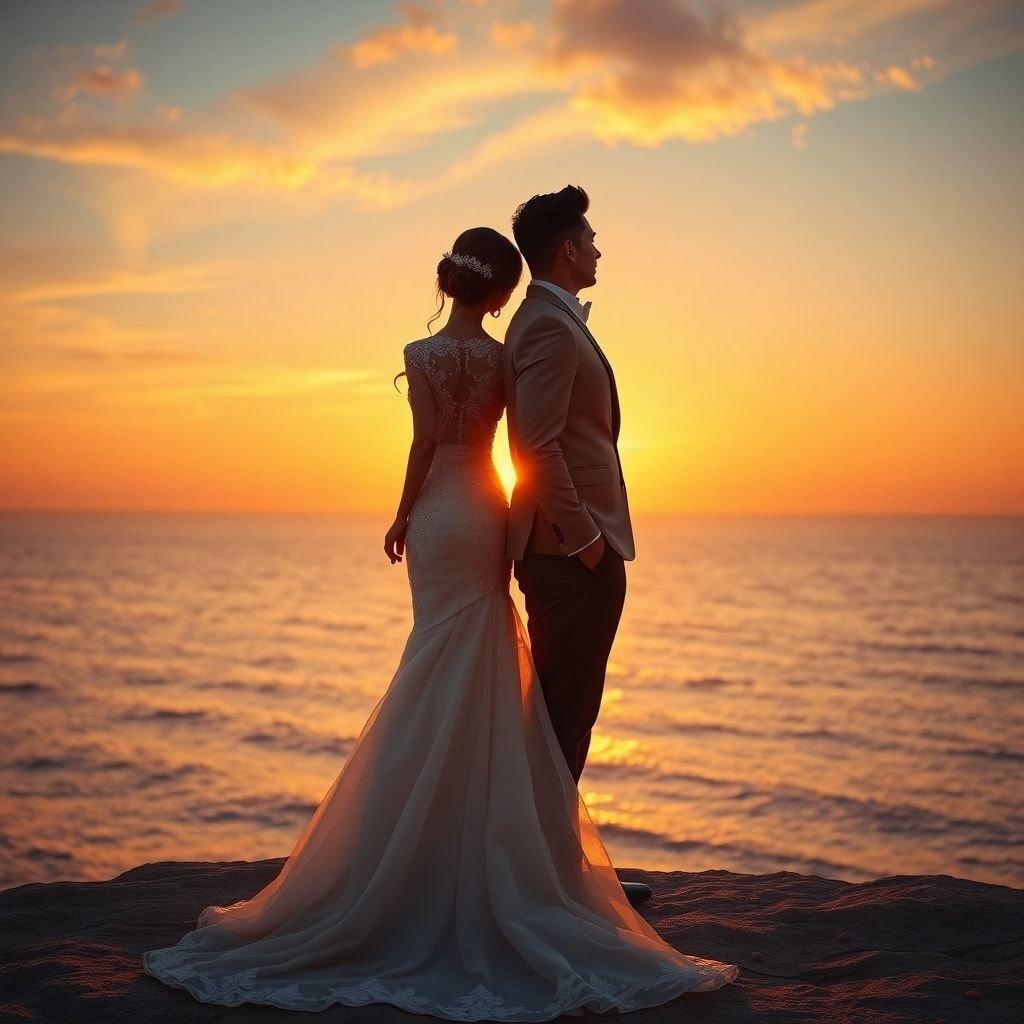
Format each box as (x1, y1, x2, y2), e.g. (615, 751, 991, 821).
(1, 512, 1021, 892)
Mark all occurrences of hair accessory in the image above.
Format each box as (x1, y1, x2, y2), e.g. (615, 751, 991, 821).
(442, 250, 493, 279)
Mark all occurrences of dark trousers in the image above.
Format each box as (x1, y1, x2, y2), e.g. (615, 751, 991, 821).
(513, 546, 627, 785)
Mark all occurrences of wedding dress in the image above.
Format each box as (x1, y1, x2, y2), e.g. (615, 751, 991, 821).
(143, 332, 739, 1019)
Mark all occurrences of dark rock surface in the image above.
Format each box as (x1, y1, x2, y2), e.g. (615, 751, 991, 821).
(1, 859, 1021, 1022)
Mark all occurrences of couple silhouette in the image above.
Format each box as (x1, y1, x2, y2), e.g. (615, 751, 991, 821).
(144, 185, 739, 1020)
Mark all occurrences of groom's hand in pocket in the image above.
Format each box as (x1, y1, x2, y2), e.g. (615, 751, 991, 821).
(577, 534, 605, 571)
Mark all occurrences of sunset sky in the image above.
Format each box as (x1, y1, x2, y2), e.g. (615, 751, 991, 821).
(1, 0, 1022, 515)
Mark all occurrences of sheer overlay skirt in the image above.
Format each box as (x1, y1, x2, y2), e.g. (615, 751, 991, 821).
(143, 445, 739, 1019)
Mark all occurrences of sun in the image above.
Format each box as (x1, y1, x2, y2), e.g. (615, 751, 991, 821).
(494, 442, 517, 500)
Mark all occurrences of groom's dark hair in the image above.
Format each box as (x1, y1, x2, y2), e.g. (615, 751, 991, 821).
(511, 185, 589, 276)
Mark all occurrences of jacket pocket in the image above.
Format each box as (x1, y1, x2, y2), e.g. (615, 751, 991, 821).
(569, 463, 614, 487)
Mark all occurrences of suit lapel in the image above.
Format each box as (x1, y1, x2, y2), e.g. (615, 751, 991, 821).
(524, 283, 621, 436)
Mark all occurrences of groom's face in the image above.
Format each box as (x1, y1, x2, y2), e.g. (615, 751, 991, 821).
(570, 216, 601, 290)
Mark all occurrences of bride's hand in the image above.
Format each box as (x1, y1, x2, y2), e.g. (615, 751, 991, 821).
(384, 514, 408, 564)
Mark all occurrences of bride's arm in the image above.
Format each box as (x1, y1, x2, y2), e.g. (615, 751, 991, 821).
(395, 361, 436, 517)
(384, 348, 436, 563)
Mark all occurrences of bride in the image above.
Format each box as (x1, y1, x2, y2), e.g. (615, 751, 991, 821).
(143, 227, 740, 1020)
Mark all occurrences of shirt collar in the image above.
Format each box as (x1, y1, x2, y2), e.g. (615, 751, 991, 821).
(531, 278, 592, 323)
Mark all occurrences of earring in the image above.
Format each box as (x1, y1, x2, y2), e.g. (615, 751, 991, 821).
(490, 308, 501, 318)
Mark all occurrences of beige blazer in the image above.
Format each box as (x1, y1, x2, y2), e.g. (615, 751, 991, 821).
(503, 282, 635, 562)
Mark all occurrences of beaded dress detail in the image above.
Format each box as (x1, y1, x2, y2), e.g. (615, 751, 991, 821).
(143, 332, 739, 1020)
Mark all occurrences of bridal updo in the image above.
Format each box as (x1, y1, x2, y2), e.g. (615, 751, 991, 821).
(429, 227, 522, 330)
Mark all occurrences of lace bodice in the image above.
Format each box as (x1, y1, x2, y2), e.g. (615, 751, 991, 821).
(403, 334, 504, 448)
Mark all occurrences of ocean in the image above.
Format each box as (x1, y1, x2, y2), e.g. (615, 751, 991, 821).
(1, 512, 1021, 891)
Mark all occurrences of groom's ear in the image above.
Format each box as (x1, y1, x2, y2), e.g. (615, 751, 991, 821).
(550, 237, 570, 267)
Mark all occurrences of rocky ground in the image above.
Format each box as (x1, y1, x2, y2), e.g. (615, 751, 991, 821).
(1, 859, 1021, 1022)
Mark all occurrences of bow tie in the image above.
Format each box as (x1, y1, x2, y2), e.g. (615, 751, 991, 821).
(578, 299, 592, 323)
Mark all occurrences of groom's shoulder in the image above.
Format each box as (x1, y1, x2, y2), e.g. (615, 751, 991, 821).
(507, 295, 571, 337)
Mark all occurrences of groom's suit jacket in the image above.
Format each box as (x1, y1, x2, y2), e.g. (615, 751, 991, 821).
(503, 281, 635, 562)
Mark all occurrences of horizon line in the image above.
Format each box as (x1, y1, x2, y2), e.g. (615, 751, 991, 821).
(2, 508, 1022, 519)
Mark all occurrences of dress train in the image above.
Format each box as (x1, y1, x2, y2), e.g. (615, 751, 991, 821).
(144, 585, 739, 1020)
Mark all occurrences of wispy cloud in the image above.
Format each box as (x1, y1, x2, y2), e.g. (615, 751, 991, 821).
(38, 37, 145, 109)
(54, 65, 143, 102)
(43, 343, 217, 365)
(0, 358, 385, 421)
(5, 258, 237, 304)
(875, 63, 921, 89)
(0, 123, 321, 189)
(488, 20, 540, 52)
(349, 24, 459, 68)
(0, 0, 1019, 242)
(92, 40, 129, 61)
(133, 0, 184, 26)
(536, 0, 912, 144)
(345, 4, 460, 69)
(750, 0, 956, 47)
(233, 47, 551, 164)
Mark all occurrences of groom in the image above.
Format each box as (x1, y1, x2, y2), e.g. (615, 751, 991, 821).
(503, 186, 650, 907)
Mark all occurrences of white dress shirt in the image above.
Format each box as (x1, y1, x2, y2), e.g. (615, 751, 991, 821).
(529, 278, 601, 559)
(530, 277, 592, 323)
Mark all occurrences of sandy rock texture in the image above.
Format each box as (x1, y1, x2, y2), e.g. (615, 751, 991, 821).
(1, 859, 1020, 1022)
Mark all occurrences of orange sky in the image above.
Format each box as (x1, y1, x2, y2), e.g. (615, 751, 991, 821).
(1, 0, 1022, 514)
